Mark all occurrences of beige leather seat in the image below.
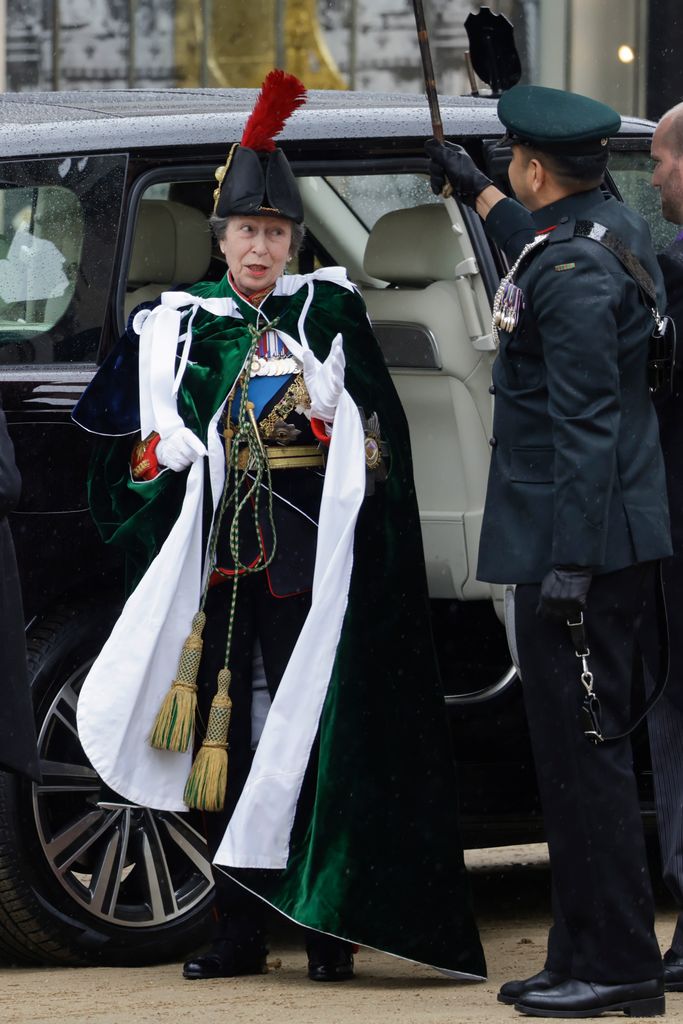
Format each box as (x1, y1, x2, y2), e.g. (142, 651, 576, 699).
(362, 202, 495, 602)
(125, 199, 212, 317)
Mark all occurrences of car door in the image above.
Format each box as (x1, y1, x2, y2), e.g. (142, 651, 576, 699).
(0, 152, 127, 620)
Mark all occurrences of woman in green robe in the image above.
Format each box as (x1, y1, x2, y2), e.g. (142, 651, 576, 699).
(74, 70, 485, 986)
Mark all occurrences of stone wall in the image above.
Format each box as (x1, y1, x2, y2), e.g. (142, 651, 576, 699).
(5, 0, 519, 94)
(7, 0, 176, 91)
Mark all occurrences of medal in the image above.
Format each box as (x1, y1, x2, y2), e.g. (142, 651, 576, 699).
(493, 281, 523, 333)
(491, 234, 550, 348)
(248, 324, 303, 378)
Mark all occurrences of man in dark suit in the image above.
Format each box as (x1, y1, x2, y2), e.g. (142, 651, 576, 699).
(647, 101, 683, 992)
(427, 85, 671, 1018)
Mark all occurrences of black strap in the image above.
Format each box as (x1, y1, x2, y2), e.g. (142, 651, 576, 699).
(564, 220, 676, 401)
(573, 220, 660, 309)
(566, 562, 670, 743)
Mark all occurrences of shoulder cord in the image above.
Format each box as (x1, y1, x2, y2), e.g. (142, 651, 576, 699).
(199, 316, 281, 673)
(179, 315, 287, 810)
(491, 234, 549, 347)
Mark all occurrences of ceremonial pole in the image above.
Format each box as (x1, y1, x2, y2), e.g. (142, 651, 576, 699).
(410, 0, 454, 198)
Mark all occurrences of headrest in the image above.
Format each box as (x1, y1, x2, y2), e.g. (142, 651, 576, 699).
(129, 200, 211, 286)
(363, 204, 460, 285)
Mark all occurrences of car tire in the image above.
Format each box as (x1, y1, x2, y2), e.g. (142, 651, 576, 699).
(0, 603, 215, 966)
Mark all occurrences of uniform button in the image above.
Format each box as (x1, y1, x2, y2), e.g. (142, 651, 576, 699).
(489, 384, 496, 395)
(489, 437, 497, 448)
(559, 216, 569, 223)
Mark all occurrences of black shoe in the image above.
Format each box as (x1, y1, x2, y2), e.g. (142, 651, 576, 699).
(182, 938, 268, 980)
(514, 977, 665, 1018)
(663, 949, 683, 992)
(498, 969, 566, 1005)
(306, 935, 355, 982)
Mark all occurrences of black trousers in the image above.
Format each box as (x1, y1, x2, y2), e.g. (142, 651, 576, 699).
(644, 552, 683, 955)
(515, 563, 662, 983)
(197, 574, 310, 944)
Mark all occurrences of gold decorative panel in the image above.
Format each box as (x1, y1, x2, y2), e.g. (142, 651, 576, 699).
(175, 0, 346, 90)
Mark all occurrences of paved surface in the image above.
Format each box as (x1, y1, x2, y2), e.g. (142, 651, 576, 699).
(1, 844, 680, 1024)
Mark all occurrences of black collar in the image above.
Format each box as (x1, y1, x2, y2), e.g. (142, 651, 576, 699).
(531, 187, 605, 231)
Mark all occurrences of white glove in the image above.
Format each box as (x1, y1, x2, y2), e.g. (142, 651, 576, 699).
(156, 427, 207, 472)
(302, 333, 345, 422)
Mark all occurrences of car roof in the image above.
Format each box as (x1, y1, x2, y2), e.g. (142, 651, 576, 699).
(0, 88, 654, 158)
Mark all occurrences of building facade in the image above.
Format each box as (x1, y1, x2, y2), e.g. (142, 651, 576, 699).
(3, 0, 683, 121)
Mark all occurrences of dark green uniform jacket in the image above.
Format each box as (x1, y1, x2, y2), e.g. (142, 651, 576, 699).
(477, 188, 672, 585)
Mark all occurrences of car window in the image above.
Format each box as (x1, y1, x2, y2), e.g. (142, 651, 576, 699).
(122, 169, 458, 313)
(609, 149, 678, 254)
(324, 173, 439, 230)
(0, 154, 126, 366)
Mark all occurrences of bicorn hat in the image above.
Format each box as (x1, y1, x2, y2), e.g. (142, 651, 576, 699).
(213, 69, 307, 224)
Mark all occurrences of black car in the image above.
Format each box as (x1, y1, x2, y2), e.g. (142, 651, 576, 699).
(0, 87, 673, 967)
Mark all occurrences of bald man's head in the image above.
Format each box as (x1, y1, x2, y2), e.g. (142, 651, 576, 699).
(661, 103, 683, 154)
(652, 103, 683, 224)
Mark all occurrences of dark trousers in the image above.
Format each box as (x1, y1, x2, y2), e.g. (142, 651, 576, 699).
(646, 552, 683, 955)
(197, 574, 310, 945)
(515, 564, 662, 983)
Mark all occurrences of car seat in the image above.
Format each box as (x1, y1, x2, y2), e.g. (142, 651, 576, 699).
(361, 202, 496, 603)
(125, 199, 212, 317)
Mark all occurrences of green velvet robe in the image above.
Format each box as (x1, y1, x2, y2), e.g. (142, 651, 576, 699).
(87, 272, 486, 978)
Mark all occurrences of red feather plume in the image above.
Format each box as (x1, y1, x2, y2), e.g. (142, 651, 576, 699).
(240, 69, 307, 153)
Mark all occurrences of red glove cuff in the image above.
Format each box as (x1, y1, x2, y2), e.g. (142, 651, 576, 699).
(310, 417, 331, 445)
(131, 432, 161, 481)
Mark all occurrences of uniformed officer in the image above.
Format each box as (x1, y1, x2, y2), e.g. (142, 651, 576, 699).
(427, 85, 671, 1018)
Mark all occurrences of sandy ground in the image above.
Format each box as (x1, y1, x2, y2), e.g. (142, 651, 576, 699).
(1, 844, 680, 1024)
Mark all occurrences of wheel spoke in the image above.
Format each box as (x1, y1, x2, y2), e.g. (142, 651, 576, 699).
(46, 807, 124, 870)
(139, 810, 178, 920)
(161, 814, 214, 886)
(35, 759, 99, 794)
(88, 812, 130, 917)
(44, 680, 81, 744)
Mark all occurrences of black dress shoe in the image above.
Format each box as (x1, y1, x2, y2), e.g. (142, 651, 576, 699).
(514, 977, 665, 1018)
(663, 949, 683, 992)
(182, 938, 268, 980)
(306, 934, 355, 982)
(498, 969, 566, 1005)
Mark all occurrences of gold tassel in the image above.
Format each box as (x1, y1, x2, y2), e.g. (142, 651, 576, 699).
(183, 668, 232, 811)
(149, 611, 206, 753)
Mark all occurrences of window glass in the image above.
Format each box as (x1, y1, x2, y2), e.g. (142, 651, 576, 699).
(609, 150, 678, 254)
(324, 173, 439, 230)
(122, 178, 221, 323)
(123, 171, 444, 308)
(0, 154, 126, 366)
(0, 185, 84, 333)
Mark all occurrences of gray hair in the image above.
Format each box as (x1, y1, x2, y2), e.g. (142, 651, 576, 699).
(209, 213, 305, 258)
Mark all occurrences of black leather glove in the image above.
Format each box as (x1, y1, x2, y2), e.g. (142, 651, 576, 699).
(424, 139, 493, 208)
(536, 566, 593, 622)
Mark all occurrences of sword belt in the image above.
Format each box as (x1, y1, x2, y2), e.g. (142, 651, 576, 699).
(236, 444, 324, 471)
